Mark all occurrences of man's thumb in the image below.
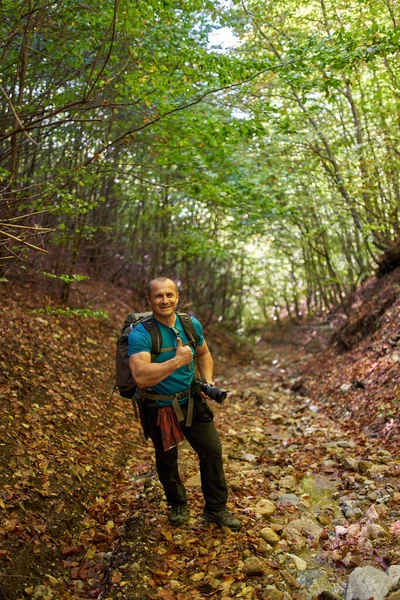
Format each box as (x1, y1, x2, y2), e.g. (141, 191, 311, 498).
(176, 336, 182, 346)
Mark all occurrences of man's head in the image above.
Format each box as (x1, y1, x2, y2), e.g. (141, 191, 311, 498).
(147, 277, 179, 324)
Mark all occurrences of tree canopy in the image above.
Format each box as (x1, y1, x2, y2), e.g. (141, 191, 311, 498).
(1, 0, 399, 327)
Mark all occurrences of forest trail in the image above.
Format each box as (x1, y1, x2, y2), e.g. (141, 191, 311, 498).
(92, 343, 399, 600)
(0, 283, 399, 600)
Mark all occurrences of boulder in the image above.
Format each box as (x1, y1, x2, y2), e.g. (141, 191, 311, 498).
(344, 566, 394, 600)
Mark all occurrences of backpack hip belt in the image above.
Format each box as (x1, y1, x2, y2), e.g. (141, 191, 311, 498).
(137, 387, 193, 427)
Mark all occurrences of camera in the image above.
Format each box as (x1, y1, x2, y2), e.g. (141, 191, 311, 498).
(201, 382, 228, 404)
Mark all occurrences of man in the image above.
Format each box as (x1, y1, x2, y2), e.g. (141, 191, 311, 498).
(128, 277, 241, 531)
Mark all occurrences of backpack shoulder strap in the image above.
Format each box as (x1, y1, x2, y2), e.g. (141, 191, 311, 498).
(177, 312, 199, 351)
(141, 315, 162, 360)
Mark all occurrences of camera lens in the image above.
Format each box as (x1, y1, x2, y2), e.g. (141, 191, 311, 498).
(201, 383, 228, 404)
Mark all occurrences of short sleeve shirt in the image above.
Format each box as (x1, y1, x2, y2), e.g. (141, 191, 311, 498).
(128, 314, 204, 399)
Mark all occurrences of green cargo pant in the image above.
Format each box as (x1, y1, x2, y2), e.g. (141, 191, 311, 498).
(142, 402, 228, 510)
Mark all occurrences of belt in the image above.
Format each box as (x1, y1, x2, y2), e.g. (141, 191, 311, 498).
(137, 387, 194, 427)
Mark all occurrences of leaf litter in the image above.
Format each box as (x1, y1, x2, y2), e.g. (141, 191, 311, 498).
(0, 279, 399, 600)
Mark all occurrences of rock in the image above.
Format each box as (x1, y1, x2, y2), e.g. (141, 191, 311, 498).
(254, 499, 277, 518)
(342, 457, 359, 471)
(360, 523, 388, 541)
(33, 587, 53, 600)
(281, 527, 306, 552)
(344, 566, 395, 600)
(280, 569, 300, 589)
(340, 499, 363, 520)
(262, 586, 284, 600)
(358, 460, 373, 474)
(258, 539, 273, 555)
(275, 540, 290, 553)
(270, 413, 285, 424)
(244, 556, 264, 576)
(278, 474, 296, 490)
(386, 592, 400, 600)
(317, 514, 331, 526)
(277, 493, 300, 506)
(296, 570, 337, 597)
(387, 565, 400, 584)
(170, 580, 183, 590)
(283, 518, 323, 542)
(369, 464, 390, 476)
(287, 553, 307, 570)
(340, 383, 352, 395)
(260, 527, 280, 545)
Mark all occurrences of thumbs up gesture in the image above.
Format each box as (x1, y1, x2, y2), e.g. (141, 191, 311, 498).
(176, 336, 193, 366)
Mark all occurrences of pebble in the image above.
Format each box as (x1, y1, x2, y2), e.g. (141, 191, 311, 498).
(343, 457, 359, 471)
(262, 586, 284, 600)
(287, 553, 307, 570)
(260, 527, 280, 545)
(244, 556, 264, 576)
(254, 498, 277, 518)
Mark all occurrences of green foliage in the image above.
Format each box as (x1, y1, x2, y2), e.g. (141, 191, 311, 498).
(1, 0, 399, 326)
(40, 272, 88, 284)
(31, 307, 108, 319)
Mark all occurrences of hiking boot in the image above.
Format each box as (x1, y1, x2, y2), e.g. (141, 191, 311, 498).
(203, 507, 242, 531)
(170, 504, 188, 526)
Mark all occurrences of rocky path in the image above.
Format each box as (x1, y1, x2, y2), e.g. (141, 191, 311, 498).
(20, 342, 400, 600)
(73, 344, 398, 600)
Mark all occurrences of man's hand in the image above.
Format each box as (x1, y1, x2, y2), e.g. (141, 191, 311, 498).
(176, 336, 193, 366)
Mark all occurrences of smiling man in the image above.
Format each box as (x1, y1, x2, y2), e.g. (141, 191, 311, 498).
(128, 277, 241, 531)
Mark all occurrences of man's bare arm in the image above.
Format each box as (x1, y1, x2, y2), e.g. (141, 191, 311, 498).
(196, 340, 214, 385)
(129, 337, 193, 388)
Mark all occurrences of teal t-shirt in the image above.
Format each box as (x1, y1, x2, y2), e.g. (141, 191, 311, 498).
(127, 314, 204, 403)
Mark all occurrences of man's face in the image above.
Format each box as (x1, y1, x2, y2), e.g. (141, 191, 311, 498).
(147, 279, 179, 322)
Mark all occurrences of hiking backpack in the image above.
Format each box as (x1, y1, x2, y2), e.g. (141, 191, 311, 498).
(115, 312, 199, 399)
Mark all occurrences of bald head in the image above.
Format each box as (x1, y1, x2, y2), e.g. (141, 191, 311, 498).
(147, 277, 178, 298)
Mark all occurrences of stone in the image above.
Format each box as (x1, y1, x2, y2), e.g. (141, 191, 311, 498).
(287, 553, 307, 570)
(281, 527, 306, 552)
(243, 556, 264, 576)
(296, 570, 337, 597)
(340, 383, 352, 395)
(258, 539, 273, 555)
(344, 566, 394, 600)
(278, 475, 296, 490)
(387, 565, 400, 584)
(358, 460, 373, 474)
(283, 518, 323, 541)
(360, 523, 388, 541)
(342, 457, 359, 471)
(270, 413, 285, 424)
(254, 499, 277, 518)
(277, 493, 300, 506)
(317, 514, 331, 526)
(33, 587, 53, 600)
(262, 586, 284, 600)
(369, 464, 390, 476)
(260, 527, 280, 545)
